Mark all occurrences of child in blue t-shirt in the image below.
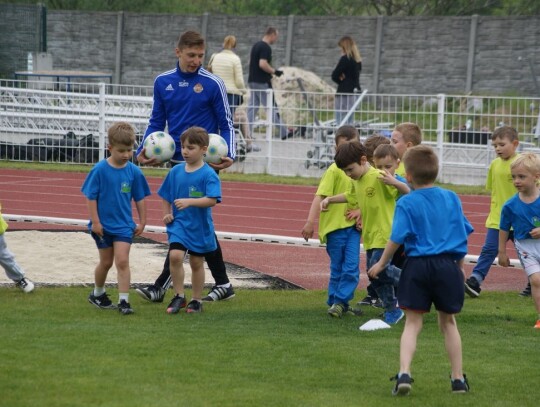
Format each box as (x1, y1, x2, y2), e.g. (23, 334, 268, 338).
(368, 145, 473, 396)
(158, 127, 222, 314)
(82, 122, 151, 315)
(498, 153, 540, 329)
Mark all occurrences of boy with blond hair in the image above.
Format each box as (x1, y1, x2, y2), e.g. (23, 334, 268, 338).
(368, 145, 473, 395)
(391, 122, 422, 177)
(321, 142, 409, 324)
(498, 153, 540, 328)
(301, 125, 361, 318)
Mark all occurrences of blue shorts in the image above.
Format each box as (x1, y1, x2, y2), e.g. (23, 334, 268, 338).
(397, 254, 464, 314)
(169, 242, 210, 258)
(91, 231, 132, 249)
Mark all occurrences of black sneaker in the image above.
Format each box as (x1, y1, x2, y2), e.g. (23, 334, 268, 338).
(186, 299, 203, 313)
(391, 373, 413, 396)
(519, 282, 531, 297)
(88, 292, 117, 309)
(357, 295, 374, 306)
(464, 277, 481, 298)
(202, 285, 235, 302)
(451, 374, 470, 393)
(166, 294, 187, 314)
(118, 300, 134, 315)
(135, 285, 165, 303)
(371, 297, 384, 309)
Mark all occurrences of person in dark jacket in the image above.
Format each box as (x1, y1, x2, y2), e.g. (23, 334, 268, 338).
(331, 36, 362, 126)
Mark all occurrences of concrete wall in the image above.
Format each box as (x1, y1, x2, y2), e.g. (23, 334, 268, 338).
(1, 6, 539, 96)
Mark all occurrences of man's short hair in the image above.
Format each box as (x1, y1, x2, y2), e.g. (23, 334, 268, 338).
(403, 145, 439, 185)
(177, 30, 205, 49)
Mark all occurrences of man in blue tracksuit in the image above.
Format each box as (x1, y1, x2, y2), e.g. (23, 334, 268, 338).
(136, 30, 237, 304)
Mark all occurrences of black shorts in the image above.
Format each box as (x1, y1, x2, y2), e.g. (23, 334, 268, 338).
(169, 242, 209, 258)
(397, 254, 464, 314)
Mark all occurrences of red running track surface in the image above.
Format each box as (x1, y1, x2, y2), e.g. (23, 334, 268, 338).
(0, 168, 526, 292)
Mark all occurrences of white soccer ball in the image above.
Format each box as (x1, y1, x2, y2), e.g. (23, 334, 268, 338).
(143, 131, 176, 163)
(204, 133, 229, 164)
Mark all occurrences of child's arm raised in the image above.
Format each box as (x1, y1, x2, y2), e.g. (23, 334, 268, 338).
(378, 170, 410, 195)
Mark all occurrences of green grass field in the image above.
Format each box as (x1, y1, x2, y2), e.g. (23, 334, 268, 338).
(0, 287, 538, 407)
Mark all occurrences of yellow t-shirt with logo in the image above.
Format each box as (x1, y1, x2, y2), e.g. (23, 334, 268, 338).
(0, 202, 8, 235)
(316, 163, 356, 243)
(485, 154, 519, 229)
(345, 166, 399, 250)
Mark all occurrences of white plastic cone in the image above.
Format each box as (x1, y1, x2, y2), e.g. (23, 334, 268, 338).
(359, 319, 391, 331)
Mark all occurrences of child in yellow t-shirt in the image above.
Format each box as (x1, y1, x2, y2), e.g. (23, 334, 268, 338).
(465, 126, 522, 297)
(321, 142, 410, 324)
(0, 202, 34, 292)
(301, 125, 361, 318)
(391, 122, 422, 177)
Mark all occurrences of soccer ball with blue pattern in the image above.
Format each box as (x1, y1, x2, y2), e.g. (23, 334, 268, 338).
(143, 131, 175, 163)
(204, 133, 229, 164)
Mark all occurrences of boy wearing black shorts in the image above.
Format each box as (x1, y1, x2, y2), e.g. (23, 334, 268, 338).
(368, 145, 473, 396)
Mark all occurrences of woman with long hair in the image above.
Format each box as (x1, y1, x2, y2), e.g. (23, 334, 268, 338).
(331, 36, 362, 126)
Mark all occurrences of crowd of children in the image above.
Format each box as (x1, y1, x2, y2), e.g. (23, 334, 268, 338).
(4, 118, 540, 397)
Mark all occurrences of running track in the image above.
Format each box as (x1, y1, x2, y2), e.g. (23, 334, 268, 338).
(0, 168, 526, 291)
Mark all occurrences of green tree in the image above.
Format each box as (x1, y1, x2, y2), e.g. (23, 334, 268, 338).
(2, 0, 539, 15)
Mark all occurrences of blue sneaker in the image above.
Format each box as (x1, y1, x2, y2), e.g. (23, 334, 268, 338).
(384, 308, 404, 325)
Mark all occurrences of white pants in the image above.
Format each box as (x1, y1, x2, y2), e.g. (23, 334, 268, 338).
(514, 239, 540, 277)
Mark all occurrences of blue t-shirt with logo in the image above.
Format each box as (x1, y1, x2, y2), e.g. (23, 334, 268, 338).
(500, 194, 540, 240)
(158, 162, 221, 253)
(81, 160, 151, 238)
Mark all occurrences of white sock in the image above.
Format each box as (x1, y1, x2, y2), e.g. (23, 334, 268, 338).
(217, 283, 231, 288)
(93, 286, 105, 296)
(119, 293, 129, 303)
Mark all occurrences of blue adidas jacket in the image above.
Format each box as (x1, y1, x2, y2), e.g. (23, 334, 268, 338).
(137, 62, 235, 161)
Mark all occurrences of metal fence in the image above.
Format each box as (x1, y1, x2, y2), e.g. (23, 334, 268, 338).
(2, 79, 540, 185)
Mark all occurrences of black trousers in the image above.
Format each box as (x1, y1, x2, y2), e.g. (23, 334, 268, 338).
(155, 234, 230, 289)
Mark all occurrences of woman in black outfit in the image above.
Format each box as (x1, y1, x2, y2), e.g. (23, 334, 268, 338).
(331, 36, 362, 126)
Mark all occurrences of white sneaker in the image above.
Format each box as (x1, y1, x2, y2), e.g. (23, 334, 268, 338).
(16, 277, 35, 293)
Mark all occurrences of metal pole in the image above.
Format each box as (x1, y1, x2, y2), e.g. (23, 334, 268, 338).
(98, 83, 106, 161)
